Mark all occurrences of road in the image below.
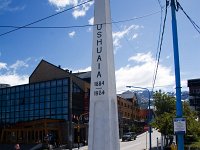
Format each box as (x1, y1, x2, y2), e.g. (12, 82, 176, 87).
(74, 129, 162, 150)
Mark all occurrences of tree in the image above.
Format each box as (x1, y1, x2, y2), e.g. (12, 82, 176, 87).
(152, 91, 200, 143)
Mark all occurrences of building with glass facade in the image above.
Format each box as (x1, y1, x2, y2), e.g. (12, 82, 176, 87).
(188, 78, 200, 110)
(0, 60, 90, 145)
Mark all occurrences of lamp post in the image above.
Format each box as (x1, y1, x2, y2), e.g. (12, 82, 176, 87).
(126, 86, 152, 150)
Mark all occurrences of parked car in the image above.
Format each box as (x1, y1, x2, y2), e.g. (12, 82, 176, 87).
(122, 132, 137, 141)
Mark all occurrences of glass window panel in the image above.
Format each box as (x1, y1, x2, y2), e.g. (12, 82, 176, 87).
(10, 112, 14, 118)
(20, 105, 24, 110)
(57, 101, 62, 107)
(45, 95, 50, 101)
(57, 80, 62, 86)
(30, 104, 35, 110)
(30, 91, 34, 97)
(46, 81, 50, 88)
(20, 86, 24, 91)
(20, 93, 24, 98)
(51, 88, 56, 94)
(29, 111, 34, 116)
(3, 89, 7, 94)
(40, 82, 45, 89)
(11, 87, 15, 93)
(35, 97, 39, 103)
(40, 109, 44, 116)
(45, 102, 50, 108)
(25, 111, 29, 117)
(35, 110, 39, 116)
(63, 79, 68, 85)
(57, 115, 63, 119)
(63, 100, 68, 107)
(25, 104, 29, 110)
(40, 96, 45, 102)
(25, 91, 29, 97)
(40, 89, 45, 95)
(30, 97, 34, 103)
(11, 106, 14, 111)
(7, 88, 10, 94)
(45, 109, 50, 115)
(20, 112, 24, 118)
(63, 86, 68, 93)
(35, 83, 39, 89)
(35, 103, 39, 109)
(63, 93, 69, 100)
(63, 107, 68, 114)
(57, 94, 62, 101)
(25, 85, 29, 90)
(40, 103, 44, 109)
(51, 101, 56, 108)
(51, 109, 56, 115)
(35, 90, 39, 96)
(57, 108, 62, 114)
(46, 89, 50, 95)
(15, 112, 19, 118)
(16, 93, 19, 99)
(51, 80, 56, 87)
(30, 84, 34, 90)
(16, 87, 19, 92)
(57, 87, 62, 94)
(25, 98, 29, 104)
(51, 95, 56, 101)
(11, 94, 15, 99)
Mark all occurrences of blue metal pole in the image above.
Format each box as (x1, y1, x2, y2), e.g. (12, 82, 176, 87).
(170, 0, 184, 149)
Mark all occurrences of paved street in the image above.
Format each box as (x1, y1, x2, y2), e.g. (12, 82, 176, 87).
(73, 129, 161, 150)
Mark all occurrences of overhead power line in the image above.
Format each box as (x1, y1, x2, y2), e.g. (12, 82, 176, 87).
(0, 10, 161, 31)
(178, 2, 200, 34)
(0, 0, 93, 37)
(152, 0, 169, 91)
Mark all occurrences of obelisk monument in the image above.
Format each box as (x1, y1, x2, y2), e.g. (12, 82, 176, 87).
(88, 0, 120, 149)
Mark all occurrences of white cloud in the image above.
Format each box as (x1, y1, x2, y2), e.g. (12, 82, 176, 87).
(113, 24, 140, 50)
(131, 33, 138, 39)
(0, 0, 25, 12)
(128, 52, 153, 63)
(49, 0, 78, 7)
(68, 31, 76, 38)
(88, 17, 94, 25)
(72, 52, 175, 93)
(116, 52, 175, 93)
(10, 60, 29, 73)
(0, 59, 29, 86)
(0, 74, 28, 86)
(48, 0, 93, 18)
(0, 62, 7, 70)
(72, 1, 93, 19)
(73, 66, 91, 73)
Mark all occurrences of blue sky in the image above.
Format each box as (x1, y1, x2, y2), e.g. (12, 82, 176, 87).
(0, 0, 199, 93)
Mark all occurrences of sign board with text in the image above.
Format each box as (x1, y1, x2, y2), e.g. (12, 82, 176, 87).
(173, 118, 186, 134)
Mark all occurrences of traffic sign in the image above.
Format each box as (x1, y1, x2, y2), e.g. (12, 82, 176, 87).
(173, 118, 186, 134)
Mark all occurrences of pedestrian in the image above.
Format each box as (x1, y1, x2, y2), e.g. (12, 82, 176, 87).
(14, 144, 20, 150)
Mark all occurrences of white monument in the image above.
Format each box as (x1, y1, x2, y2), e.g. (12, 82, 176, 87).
(88, 0, 120, 149)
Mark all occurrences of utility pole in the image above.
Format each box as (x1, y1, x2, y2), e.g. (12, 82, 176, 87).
(170, 0, 184, 149)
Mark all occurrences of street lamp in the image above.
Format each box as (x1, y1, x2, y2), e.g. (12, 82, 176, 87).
(126, 86, 152, 150)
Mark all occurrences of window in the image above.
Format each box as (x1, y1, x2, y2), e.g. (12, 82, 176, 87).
(63, 79, 68, 85)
